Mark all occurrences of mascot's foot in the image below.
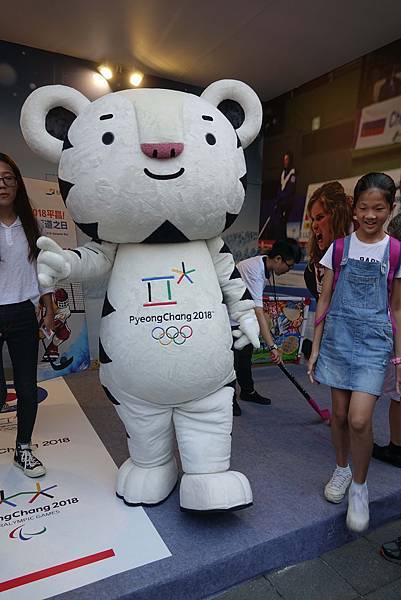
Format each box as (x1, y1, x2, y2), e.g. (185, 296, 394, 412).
(116, 457, 178, 506)
(180, 471, 253, 512)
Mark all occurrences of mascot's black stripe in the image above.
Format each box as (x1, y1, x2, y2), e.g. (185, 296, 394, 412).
(101, 293, 116, 318)
(87, 247, 99, 254)
(236, 134, 241, 148)
(240, 288, 253, 301)
(76, 222, 101, 243)
(240, 173, 247, 192)
(143, 220, 189, 244)
(229, 266, 242, 281)
(63, 133, 74, 150)
(99, 339, 112, 364)
(71, 249, 81, 259)
(223, 212, 239, 231)
(102, 385, 120, 406)
(219, 243, 231, 254)
(62, 134, 73, 150)
(58, 178, 74, 203)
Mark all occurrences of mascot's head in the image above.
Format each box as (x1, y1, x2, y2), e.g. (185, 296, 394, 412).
(20, 80, 262, 244)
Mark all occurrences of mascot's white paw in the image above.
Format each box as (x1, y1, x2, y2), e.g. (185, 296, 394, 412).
(116, 457, 178, 506)
(179, 471, 253, 512)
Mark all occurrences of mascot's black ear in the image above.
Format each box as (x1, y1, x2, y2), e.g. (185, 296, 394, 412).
(201, 79, 262, 149)
(45, 107, 77, 142)
(20, 85, 90, 163)
(217, 99, 245, 131)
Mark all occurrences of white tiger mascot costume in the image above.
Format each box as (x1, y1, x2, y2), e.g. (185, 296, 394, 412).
(21, 80, 262, 512)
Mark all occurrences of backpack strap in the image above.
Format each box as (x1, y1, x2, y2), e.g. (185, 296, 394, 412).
(388, 236, 401, 299)
(314, 237, 345, 327)
(332, 237, 345, 291)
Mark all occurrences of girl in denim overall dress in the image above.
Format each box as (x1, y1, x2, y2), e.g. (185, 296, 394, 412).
(308, 173, 401, 533)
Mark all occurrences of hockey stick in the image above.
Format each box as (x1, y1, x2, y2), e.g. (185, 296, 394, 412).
(278, 363, 331, 423)
(40, 339, 74, 371)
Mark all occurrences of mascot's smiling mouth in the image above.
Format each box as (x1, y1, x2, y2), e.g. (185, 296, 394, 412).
(144, 167, 185, 180)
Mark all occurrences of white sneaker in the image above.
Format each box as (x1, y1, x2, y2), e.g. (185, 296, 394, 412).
(346, 481, 369, 532)
(324, 465, 352, 503)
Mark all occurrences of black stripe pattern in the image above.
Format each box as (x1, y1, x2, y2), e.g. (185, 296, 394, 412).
(58, 178, 74, 204)
(240, 288, 253, 301)
(101, 293, 116, 318)
(223, 212, 239, 231)
(239, 173, 247, 192)
(229, 266, 242, 281)
(76, 222, 101, 243)
(219, 243, 231, 254)
(99, 339, 112, 364)
(102, 385, 120, 405)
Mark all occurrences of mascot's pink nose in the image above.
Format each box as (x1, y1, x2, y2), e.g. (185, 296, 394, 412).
(140, 143, 184, 159)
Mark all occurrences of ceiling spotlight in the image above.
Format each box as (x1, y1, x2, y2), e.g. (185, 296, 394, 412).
(129, 71, 144, 87)
(98, 64, 113, 80)
(93, 72, 109, 88)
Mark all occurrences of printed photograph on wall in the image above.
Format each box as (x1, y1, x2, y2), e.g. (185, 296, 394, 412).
(259, 150, 306, 252)
(252, 296, 310, 365)
(24, 177, 91, 381)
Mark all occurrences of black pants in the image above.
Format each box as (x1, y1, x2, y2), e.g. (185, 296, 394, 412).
(233, 343, 254, 394)
(0, 300, 39, 444)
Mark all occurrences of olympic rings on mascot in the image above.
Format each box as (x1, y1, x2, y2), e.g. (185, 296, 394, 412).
(151, 324, 193, 346)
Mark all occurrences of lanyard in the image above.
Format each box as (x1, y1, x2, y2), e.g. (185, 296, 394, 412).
(267, 271, 280, 338)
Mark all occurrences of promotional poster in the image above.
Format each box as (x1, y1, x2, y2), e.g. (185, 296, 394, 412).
(24, 177, 90, 381)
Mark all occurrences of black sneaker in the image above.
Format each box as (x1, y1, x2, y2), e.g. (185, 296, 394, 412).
(14, 444, 46, 478)
(233, 397, 242, 416)
(372, 443, 401, 468)
(381, 537, 401, 564)
(240, 390, 272, 405)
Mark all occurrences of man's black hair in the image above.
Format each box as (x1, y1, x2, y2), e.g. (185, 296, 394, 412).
(267, 238, 302, 263)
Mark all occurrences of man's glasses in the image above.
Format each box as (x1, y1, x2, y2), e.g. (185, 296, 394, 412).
(284, 259, 294, 270)
(0, 175, 17, 187)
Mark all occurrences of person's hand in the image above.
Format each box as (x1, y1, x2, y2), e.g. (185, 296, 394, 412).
(37, 236, 71, 287)
(270, 348, 282, 365)
(307, 352, 319, 384)
(233, 313, 260, 350)
(396, 363, 401, 394)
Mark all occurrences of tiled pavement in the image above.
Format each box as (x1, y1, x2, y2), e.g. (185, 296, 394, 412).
(215, 518, 401, 600)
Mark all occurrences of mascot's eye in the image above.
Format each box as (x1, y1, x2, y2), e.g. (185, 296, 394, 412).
(206, 133, 216, 145)
(102, 132, 114, 145)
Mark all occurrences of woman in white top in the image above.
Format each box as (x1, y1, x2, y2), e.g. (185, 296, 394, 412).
(0, 153, 54, 477)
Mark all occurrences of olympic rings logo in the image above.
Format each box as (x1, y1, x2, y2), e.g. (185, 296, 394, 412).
(151, 325, 193, 346)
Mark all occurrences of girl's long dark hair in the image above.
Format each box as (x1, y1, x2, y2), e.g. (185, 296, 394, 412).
(354, 172, 396, 208)
(0, 153, 40, 261)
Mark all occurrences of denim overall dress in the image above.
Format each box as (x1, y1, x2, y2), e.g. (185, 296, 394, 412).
(315, 235, 393, 396)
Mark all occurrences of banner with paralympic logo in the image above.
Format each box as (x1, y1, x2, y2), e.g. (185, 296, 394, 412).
(0, 378, 170, 598)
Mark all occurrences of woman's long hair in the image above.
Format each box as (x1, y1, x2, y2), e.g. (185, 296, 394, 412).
(307, 181, 353, 265)
(0, 153, 40, 261)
